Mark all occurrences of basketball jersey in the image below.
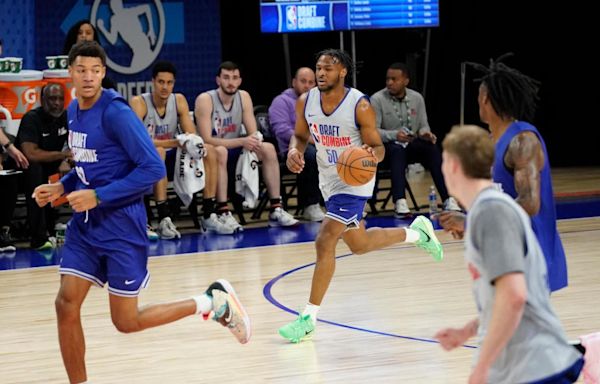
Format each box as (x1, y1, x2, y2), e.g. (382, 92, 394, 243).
(304, 86, 374, 200)
(466, 187, 580, 383)
(141, 93, 179, 140)
(493, 121, 568, 292)
(208, 89, 244, 138)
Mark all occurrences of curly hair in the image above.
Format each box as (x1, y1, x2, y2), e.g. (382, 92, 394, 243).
(62, 20, 101, 55)
(467, 53, 540, 122)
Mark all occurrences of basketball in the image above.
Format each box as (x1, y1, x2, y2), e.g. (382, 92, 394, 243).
(336, 147, 378, 186)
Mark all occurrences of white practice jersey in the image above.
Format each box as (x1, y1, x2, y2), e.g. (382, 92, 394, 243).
(304, 86, 375, 200)
(141, 93, 180, 140)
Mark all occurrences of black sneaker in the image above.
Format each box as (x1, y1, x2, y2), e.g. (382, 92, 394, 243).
(0, 226, 16, 253)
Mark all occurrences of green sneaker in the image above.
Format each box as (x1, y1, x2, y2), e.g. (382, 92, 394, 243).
(410, 215, 443, 261)
(278, 314, 315, 343)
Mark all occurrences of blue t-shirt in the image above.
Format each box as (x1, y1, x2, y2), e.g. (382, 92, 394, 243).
(61, 89, 165, 221)
(492, 121, 567, 292)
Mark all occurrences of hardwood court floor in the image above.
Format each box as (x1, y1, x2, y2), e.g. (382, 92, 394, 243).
(1, 217, 598, 383)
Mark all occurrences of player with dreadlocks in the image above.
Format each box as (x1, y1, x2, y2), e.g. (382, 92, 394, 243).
(438, 53, 568, 292)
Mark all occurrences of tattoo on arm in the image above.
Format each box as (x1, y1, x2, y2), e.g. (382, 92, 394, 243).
(505, 131, 544, 216)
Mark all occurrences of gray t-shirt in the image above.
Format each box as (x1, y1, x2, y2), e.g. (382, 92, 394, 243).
(369, 87, 430, 143)
(466, 187, 581, 383)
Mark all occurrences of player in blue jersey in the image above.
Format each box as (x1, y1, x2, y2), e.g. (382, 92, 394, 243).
(438, 54, 568, 292)
(33, 41, 250, 383)
(278, 49, 444, 343)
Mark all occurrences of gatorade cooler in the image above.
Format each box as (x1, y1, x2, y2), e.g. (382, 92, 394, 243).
(43, 69, 75, 108)
(0, 70, 45, 136)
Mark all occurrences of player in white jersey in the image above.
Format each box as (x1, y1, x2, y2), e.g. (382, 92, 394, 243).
(278, 49, 444, 343)
(130, 61, 233, 236)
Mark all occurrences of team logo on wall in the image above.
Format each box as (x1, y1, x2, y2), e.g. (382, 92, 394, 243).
(286, 5, 297, 30)
(90, 0, 165, 74)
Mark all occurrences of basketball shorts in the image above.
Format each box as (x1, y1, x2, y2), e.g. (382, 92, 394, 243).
(325, 193, 368, 229)
(59, 202, 150, 297)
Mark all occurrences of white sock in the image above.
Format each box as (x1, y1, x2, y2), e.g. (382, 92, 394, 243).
(302, 302, 320, 324)
(404, 228, 421, 243)
(192, 294, 213, 315)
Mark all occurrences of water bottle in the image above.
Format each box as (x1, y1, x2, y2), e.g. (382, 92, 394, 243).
(428, 185, 438, 217)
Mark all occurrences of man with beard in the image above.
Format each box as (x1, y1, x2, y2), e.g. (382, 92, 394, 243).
(17, 83, 71, 249)
(194, 61, 298, 230)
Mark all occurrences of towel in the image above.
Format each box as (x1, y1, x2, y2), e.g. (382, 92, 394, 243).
(235, 149, 260, 209)
(173, 134, 206, 207)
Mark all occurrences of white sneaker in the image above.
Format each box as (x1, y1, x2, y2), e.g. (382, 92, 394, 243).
(219, 212, 244, 233)
(269, 207, 299, 227)
(208, 279, 251, 344)
(302, 204, 325, 222)
(203, 213, 235, 235)
(394, 198, 411, 217)
(147, 225, 159, 241)
(158, 217, 181, 239)
(443, 197, 462, 211)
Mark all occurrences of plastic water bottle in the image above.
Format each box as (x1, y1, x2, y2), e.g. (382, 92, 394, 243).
(428, 185, 438, 217)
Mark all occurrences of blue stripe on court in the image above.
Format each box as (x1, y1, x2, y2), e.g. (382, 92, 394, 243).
(263, 249, 477, 349)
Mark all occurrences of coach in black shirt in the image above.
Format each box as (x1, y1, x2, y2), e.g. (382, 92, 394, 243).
(17, 83, 71, 249)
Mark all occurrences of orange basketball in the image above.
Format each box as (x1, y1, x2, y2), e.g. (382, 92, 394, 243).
(336, 147, 378, 186)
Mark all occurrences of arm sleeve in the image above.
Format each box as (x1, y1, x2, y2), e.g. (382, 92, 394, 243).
(60, 169, 79, 194)
(268, 96, 294, 146)
(370, 95, 398, 143)
(414, 94, 431, 134)
(16, 113, 41, 145)
(95, 102, 166, 204)
(470, 200, 526, 284)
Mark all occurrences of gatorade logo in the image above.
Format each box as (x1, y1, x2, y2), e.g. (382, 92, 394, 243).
(23, 88, 39, 106)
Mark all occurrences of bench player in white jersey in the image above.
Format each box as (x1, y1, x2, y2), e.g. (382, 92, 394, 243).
(130, 61, 234, 236)
(279, 49, 444, 343)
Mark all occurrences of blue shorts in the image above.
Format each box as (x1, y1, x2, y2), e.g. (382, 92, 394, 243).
(528, 357, 584, 383)
(59, 202, 150, 297)
(325, 194, 368, 229)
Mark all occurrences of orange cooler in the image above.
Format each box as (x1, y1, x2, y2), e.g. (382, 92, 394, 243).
(0, 70, 45, 135)
(43, 69, 75, 107)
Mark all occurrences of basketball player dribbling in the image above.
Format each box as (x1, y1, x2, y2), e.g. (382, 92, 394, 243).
(279, 49, 444, 343)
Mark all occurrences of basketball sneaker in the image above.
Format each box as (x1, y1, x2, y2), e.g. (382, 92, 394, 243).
(207, 279, 251, 344)
(202, 213, 235, 235)
(158, 217, 181, 239)
(410, 215, 443, 261)
(218, 212, 244, 233)
(269, 207, 299, 227)
(278, 314, 315, 343)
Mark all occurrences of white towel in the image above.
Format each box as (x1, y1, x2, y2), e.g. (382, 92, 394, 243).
(174, 134, 206, 207)
(235, 149, 260, 209)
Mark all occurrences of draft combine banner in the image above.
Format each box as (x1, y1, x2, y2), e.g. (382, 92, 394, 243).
(35, 0, 221, 103)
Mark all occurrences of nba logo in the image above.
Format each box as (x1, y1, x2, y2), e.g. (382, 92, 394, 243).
(310, 123, 320, 143)
(286, 6, 297, 30)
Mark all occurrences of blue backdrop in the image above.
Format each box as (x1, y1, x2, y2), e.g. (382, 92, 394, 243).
(1, 0, 221, 105)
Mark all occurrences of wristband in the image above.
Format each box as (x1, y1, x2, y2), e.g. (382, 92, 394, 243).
(2, 142, 13, 150)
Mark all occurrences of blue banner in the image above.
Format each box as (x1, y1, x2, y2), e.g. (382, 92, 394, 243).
(34, 0, 221, 103)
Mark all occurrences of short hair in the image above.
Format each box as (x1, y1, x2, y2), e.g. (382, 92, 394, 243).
(152, 60, 177, 79)
(62, 20, 101, 55)
(467, 53, 540, 122)
(442, 125, 495, 179)
(68, 41, 106, 66)
(388, 62, 410, 78)
(316, 48, 354, 74)
(41, 83, 63, 97)
(217, 61, 240, 76)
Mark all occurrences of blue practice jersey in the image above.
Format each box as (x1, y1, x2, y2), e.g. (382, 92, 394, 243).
(492, 121, 568, 292)
(61, 89, 165, 218)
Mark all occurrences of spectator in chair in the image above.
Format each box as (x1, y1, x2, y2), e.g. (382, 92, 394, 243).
(17, 83, 71, 250)
(1, 128, 29, 252)
(269, 67, 325, 222)
(194, 61, 298, 230)
(130, 61, 233, 237)
(370, 62, 460, 217)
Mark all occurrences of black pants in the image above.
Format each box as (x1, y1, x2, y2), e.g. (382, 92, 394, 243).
(376, 139, 449, 202)
(24, 161, 59, 247)
(294, 144, 322, 208)
(0, 166, 19, 228)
